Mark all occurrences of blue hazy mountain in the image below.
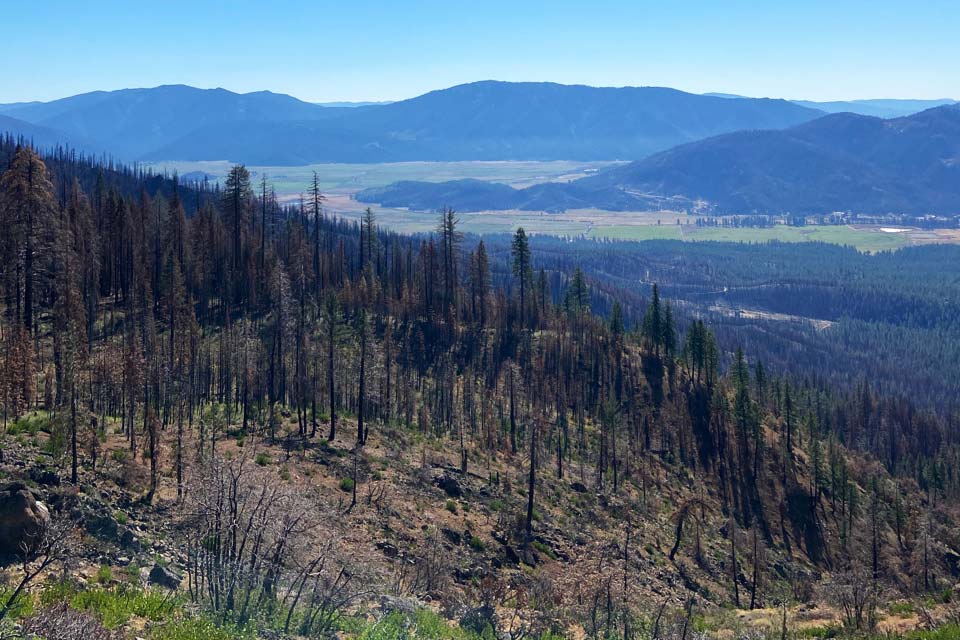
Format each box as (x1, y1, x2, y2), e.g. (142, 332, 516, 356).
(145, 81, 821, 163)
(0, 81, 821, 164)
(792, 98, 957, 119)
(0, 85, 351, 160)
(704, 92, 957, 119)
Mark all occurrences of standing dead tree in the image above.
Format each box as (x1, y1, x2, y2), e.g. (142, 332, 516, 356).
(668, 499, 707, 562)
(182, 452, 367, 633)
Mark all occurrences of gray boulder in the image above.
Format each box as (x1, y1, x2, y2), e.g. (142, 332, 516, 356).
(436, 474, 463, 498)
(379, 594, 422, 617)
(148, 562, 181, 589)
(0, 482, 51, 562)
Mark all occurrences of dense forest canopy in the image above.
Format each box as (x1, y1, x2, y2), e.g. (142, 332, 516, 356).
(506, 236, 960, 411)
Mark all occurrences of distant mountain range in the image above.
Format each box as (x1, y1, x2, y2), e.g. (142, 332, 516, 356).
(0, 85, 349, 160)
(0, 81, 822, 164)
(357, 105, 960, 215)
(4, 82, 957, 215)
(791, 98, 957, 119)
(704, 93, 957, 119)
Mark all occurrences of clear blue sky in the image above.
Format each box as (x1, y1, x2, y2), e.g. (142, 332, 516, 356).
(3, 0, 957, 103)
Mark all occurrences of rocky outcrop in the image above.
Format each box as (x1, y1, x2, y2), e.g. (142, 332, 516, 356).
(0, 482, 51, 562)
(148, 562, 182, 589)
(378, 595, 423, 617)
(435, 474, 463, 498)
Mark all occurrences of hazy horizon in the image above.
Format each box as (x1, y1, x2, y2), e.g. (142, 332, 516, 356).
(2, 80, 957, 107)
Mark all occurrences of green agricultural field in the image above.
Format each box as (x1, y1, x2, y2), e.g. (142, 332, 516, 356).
(685, 224, 912, 252)
(588, 224, 684, 241)
(573, 221, 915, 251)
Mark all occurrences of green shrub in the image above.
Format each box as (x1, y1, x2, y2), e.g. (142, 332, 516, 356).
(339, 477, 355, 492)
(149, 616, 254, 640)
(42, 421, 68, 457)
(114, 511, 128, 525)
(96, 564, 113, 584)
(0, 585, 36, 619)
(445, 499, 458, 514)
(796, 624, 841, 638)
(532, 540, 556, 559)
(6, 413, 49, 436)
(359, 609, 475, 639)
(469, 536, 485, 552)
(889, 600, 915, 616)
(111, 449, 129, 463)
(907, 624, 960, 640)
(66, 586, 180, 629)
(124, 562, 141, 582)
(255, 452, 271, 466)
(39, 581, 78, 607)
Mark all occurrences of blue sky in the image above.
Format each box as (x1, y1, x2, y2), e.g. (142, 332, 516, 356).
(4, 0, 957, 103)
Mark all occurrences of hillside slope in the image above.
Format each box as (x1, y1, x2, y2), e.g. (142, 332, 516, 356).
(358, 105, 960, 214)
(585, 105, 960, 214)
(0, 115, 95, 152)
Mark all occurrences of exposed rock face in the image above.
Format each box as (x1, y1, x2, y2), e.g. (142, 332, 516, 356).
(0, 482, 51, 562)
(436, 474, 463, 498)
(379, 594, 423, 616)
(148, 562, 181, 589)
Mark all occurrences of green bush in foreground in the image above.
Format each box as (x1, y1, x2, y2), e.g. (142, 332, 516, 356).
(148, 616, 254, 640)
(361, 610, 476, 640)
(38, 583, 180, 629)
(0, 585, 36, 619)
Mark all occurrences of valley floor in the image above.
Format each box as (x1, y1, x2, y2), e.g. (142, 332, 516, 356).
(150, 160, 960, 252)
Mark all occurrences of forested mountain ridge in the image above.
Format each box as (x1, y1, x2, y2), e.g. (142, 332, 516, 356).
(584, 104, 960, 214)
(2, 142, 960, 639)
(0, 84, 353, 161)
(358, 104, 960, 215)
(0, 81, 822, 164)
